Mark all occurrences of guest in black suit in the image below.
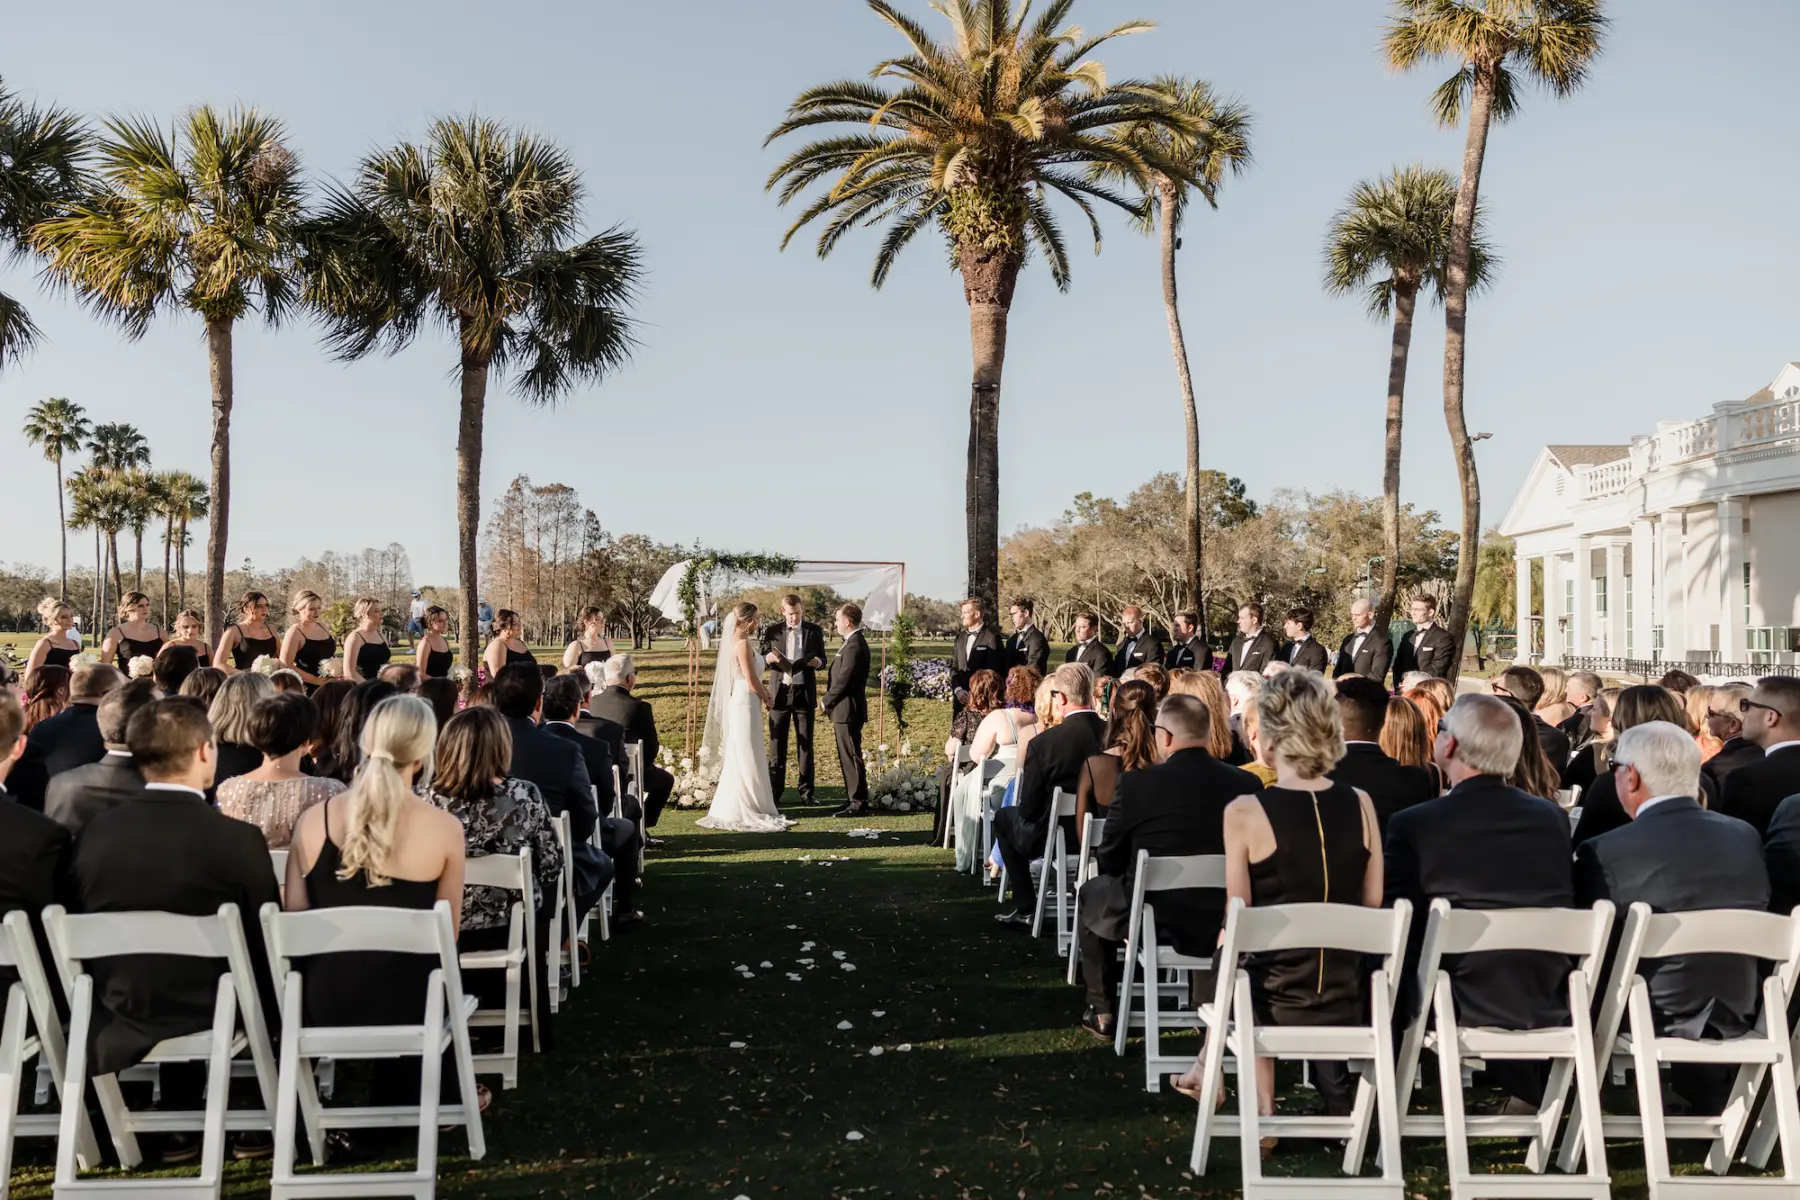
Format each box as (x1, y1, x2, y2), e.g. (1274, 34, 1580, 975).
(1493, 665, 1571, 769)
(570, 664, 627, 768)
(1005, 597, 1050, 676)
(1720, 677, 1800, 837)
(1279, 607, 1330, 673)
(1331, 675, 1435, 835)
(1063, 611, 1110, 678)
(1384, 693, 1574, 1104)
(1223, 603, 1278, 676)
(1558, 670, 1603, 741)
(45, 678, 156, 834)
(1573, 686, 1718, 844)
(760, 595, 828, 803)
(542, 675, 641, 921)
(491, 663, 611, 923)
(823, 604, 872, 817)
(9, 661, 121, 810)
(952, 597, 1005, 711)
(1701, 682, 1763, 793)
(0, 692, 71, 988)
(1164, 610, 1208, 671)
(1074, 693, 1259, 1037)
(1109, 606, 1167, 678)
(1577, 720, 1768, 1112)
(1334, 598, 1392, 684)
(1392, 595, 1458, 682)
(589, 654, 673, 831)
(994, 663, 1108, 927)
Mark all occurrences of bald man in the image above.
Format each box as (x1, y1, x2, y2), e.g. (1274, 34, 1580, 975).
(1334, 599, 1392, 685)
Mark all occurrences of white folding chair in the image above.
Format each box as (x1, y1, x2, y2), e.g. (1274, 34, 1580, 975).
(1064, 814, 1108, 984)
(1029, 789, 1079, 942)
(260, 899, 484, 1200)
(940, 741, 970, 850)
(546, 813, 582, 1012)
(269, 850, 289, 881)
(1359, 899, 1615, 1200)
(1112, 851, 1227, 1094)
(625, 742, 647, 871)
(43, 903, 278, 1198)
(609, 767, 623, 820)
(0, 911, 100, 1187)
(1190, 898, 1413, 1199)
(459, 851, 541, 1087)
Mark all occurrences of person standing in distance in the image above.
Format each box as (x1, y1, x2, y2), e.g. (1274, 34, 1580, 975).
(1007, 597, 1049, 676)
(1334, 598, 1392, 684)
(1393, 595, 1457, 682)
(822, 604, 872, 818)
(760, 595, 825, 805)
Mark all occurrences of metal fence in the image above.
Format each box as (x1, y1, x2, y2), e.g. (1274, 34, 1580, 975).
(1563, 655, 1800, 681)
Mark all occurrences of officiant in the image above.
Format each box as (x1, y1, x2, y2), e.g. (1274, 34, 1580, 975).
(760, 594, 826, 805)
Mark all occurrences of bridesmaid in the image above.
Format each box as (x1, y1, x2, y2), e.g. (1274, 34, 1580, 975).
(216, 591, 281, 674)
(24, 597, 82, 675)
(343, 597, 392, 683)
(101, 591, 164, 672)
(481, 609, 533, 678)
(280, 589, 338, 688)
(561, 606, 613, 671)
(164, 609, 213, 669)
(416, 605, 454, 680)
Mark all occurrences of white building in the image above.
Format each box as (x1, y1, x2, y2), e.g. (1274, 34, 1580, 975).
(1500, 361, 1800, 674)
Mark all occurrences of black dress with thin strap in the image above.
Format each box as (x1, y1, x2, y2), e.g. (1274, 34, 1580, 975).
(112, 630, 164, 672)
(422, 645, 453, 679)
(1246, 781, 1371, 1027)
(504, 646, 535, 667)
(294, 633, 337, 678)
(231, 629, 280, 671)
(40, 640, 78, 669)
(355, 637, 392, 681)
(576, 647, 610, 667)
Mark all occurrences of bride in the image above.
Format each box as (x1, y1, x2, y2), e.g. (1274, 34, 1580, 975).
(697, 601, 795, 833)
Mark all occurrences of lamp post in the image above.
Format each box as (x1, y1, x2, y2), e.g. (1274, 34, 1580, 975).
(1364, 556, 1385, 602)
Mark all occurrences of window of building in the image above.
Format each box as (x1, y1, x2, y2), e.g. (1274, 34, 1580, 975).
(1653, 625, 1664, 655)
(1595, 575, 1608, 617)
(1564, 577, 1575, 654)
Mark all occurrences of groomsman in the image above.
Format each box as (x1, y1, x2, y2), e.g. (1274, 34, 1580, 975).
(761, 595, 826, 803)
(823, 604, 872, 818)
(950, 598, 1003, 711)
(1064, 612, 1110, 677)
(1281, 608, 1329, 672)
(1334, 598, 1393, 684)
(1392, 594, 1458, 682)
(1109, 606, 1167, 678)
(1223, 604, 1278, 675)
(1165, 611, 1208, 670)
(1006, 597, 1050, 675)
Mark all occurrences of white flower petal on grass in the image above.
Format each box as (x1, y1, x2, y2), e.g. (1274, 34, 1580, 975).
(759, 961, 773, 969)
(786, 924, 798, 930)
(734, 965, 748, 972)
(845, 1130, 864, 1142)
(868, 1045, 884, 1056)
(797, 958, 813, 965)
(832, 951, 847, 960)
(786, 973, 802, 981)
(836, 1020, 854, 1030)
(897, 1044, 914, 1052)
(841, 963, 857, 972)
(871, 1010, 886, 1017)
(740, 971, 755, 978)
(729, 1041, 747, 1049)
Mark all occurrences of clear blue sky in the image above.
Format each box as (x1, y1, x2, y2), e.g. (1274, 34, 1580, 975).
(3, 0, 1795, 600)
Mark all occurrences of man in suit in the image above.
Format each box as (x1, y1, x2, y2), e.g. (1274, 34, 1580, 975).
(1578, 720, 1768, 1112)
(1331, 675, 1435, 835)
(1109, 606, 1167, 678)
(491, 663, 612, 924)
(1392, 595, 1458, 682)
(1559, 671, 1602, 740)
(1385, 694, 1574, 1104)
(1223, 604, 1278, 676)
(1279, 607, 1330, 673)
(589, 654, 673, 831)
(541, 675, 641, 921)
(1702, 682, 1763, 793)
(1720, 676, 1800, 836)
(1006, 597, 1050, 676)
(1165, 610, 1208, 671)
(0, 692, 70, 991)
(993, 663, 1108, 928)
(822, 603, 872, 818)
(45, 678, 156, 834)
(1075, 693, 1259, 1038)
(8, 661, 122, 810)
(72, 697, 279, 1163)
(761, 594, 827, 803)
(1063, 611, 1110, 677)
(1492, 665, 1571, 769)
(1334, 598, 1392, 684)
(951, 597, 1004, 710)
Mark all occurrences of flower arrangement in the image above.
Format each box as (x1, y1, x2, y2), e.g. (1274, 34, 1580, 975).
(127, 655, 155, 680)
(662, 744, 722, 809)
(448, 664, 473, 685)
(877, 657, 953, 704)
(867, 743, 938, 813)
(317, 657, 343, 680)
(72, 652, 100, 668)
(251, 655, 280, 675)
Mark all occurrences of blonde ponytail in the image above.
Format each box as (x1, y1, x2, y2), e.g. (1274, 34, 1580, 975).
(337, 694, 437, 887)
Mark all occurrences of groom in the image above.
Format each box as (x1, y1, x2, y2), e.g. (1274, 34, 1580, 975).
(760, 594, 826, 805)
(822, 603, 872, 818)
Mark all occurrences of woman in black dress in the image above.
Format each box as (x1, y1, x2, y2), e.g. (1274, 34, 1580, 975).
(416, 605, 455, 680)
(280, 589, 338, 689)
(164, 610, 213, 670)
(561, 606, 613, 672)
(343, 597, 392, 683)
(216, 591, 280, 675)
(25, 597, 82, 675)
(101, 591, 163, 673)
(481, 609, 533, 679)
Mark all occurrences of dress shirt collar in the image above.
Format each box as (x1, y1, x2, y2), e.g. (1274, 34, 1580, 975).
(1767, 740, 1800, 756)
(1061, 707, 1098, 720)
(142, 782, 206, 800)
(105, 748, 133, 758)
(842, 627, 862, 640)
(547, 720, 574, 730)
(1344, 740, 1380, 747)
(1014, 622, 1034, 636)
(1635, 793, 1686, 817)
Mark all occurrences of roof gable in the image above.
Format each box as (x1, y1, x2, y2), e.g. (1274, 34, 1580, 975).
(1499, 448, 1577, 537)
(1546, 444, 1629, 470)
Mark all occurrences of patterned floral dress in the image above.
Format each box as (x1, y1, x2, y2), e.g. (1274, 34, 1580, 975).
(424, 777, 564, 933)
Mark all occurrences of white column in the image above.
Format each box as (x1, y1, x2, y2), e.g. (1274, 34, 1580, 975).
(1515, 552, 1533, 663)
(1573, 535, 1594, 663)
(1543, 552, 1564, 666)
(1662, 509, 1687, 660)
(1719, 497, 1745, 664)
(1605, 540, 1627, 659)
(1631, 516, 1656, 660)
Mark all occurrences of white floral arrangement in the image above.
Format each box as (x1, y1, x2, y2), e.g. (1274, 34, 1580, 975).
(250, 655, 280, 675)
(867, 743, 937, 813)
(127, 655, 155, 680)
(72, 652, 100, 668)
(448, 664, 473, 685)
(663, 744, 722, 809)
(317, 657, 343, 680)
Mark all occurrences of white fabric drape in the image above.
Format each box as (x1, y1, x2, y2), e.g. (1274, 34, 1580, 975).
(649, 560, 905, 630)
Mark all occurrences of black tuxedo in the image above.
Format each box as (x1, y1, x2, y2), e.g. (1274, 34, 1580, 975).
(1064, 639, 1111, 678)
(1223, 629, 1278, 676)
(993, 710, 1106, 914)
(1334, 626, 1393, 683)
(504, 715, 608, 915)
(588, 685, 671, 827)
(543, 721, 637, 913)
(1720, 744, 1800, 837)
(1109, 629, 1168, 678)
(1165, 636, 1208, 671)
(952, 624, 1005, 702)
(822, 630, 872, 804)
(1703, 736, 1764, 794)
(1393, 623, 1458, 681)
(573, 710, 628, 789)
(9, 701, 104, 810)
(0, 787, 71, 989)
(45, 752, 144, 834)
(760, 621, 827, 801)
(1282, 636, 1329, 673)
(1759, 794, 1800, 915)
(1330, 742, 1435, 836)
(1007, 626, 1049, 676)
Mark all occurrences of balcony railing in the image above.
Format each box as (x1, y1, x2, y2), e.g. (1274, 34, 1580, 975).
(1573, 387, 1800, 501)
(1563, 654, 1799, 680)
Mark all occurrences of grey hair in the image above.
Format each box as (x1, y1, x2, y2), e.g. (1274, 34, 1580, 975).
(1398, 671, 1434, 693)
(603, 653, 636, 686)
(1225, 670, 1263, 701)
(1441, 693, 1525, 777)
(1613, 720, 1702, 801)
(1053, 661, 1095, 708)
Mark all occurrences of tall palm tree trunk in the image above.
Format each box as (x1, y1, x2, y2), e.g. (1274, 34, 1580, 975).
(1157, 179, 1207, 640)
(108, 533, 123, 600)
(133, 528, 145, 591)
(456, 326, 491, 671)
(55, 458, 68, 600)
(162, 521, 174, 624)
(204, 317, 234, 645)
(1441, 64, 1496, 662)
(1376, 278, 1421, 631)
(93, 529, 103, 646)
(177, 520, 188, 609)
(960, 247, 1020, 614)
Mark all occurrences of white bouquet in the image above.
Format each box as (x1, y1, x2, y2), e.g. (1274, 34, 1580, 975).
(448, 664, 473, 685)
(868, 745, 939, 813)
(671, 746, 723, 809)
(251, 655, 280, 675)
(318, 657, 343, 680)
(72, 652, 100, 668)
(127, 655, 155, 680)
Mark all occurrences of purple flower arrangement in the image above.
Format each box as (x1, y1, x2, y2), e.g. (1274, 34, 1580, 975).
(879, 656, 954, 702)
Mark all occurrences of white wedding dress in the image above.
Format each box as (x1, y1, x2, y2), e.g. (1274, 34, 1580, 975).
(697, 615, 794, 833)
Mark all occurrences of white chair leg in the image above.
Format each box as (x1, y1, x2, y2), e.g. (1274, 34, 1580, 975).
(1629, 982, 1674, 1199)
(415, 982, 444, 1177)
(1233, 973, 1265, 1193)
(1143, 954, 1163, 1093)
(1369, 982, 1404, 1187)
(196, 977, 237, 1191)
(1433, 975, 1473, 1197)
(272, 980, 304, 1186)
(1567, 971, 1610, 1187)
(0, 987, 26, 1186)
(1189, 1003, 1232, 1175)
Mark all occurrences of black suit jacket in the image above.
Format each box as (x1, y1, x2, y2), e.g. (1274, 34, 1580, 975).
(1008, 626, 1049, 676)
(1330, 743, 1435, 836)
(759, 621, 827, 711)
(70, 788, 279, 1075)
(1094, 748, 1261, 955)
(588, 685, 659, 777)
(0, 788, 71, 987)
(1014, 711, 1106, 846)
(1533, 715, 1572, 771)
(1282, 637, 1329, 673)
(1165, 636, 1208, 671)
(822, 631, 871, 727)
(1334, 627, 1394, 683)
(951, 624, 1005, 697)
(573, 710, 628, 786)
(1384, 774, 1575, 1030)
(1064, 640, 1111, 678)
(1223, 630, 1278, 676)
(1393, 624, 1458, 681)
(1758, 793, 1800, 915)
(9, 702, 104, 810)
(45, 753, 144, 834)
(1110, 629, 1168, 678)
(1703, 737, 1765, 795)
(503, 715, 597, 848)
(543, 722, 617, 815)
(1575, 766, 1719, 845)
(1721, 745, 1800, 837)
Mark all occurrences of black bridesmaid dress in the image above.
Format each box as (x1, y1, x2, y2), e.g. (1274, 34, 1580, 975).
(422, 645, 454, 679)
(113, 630, 164, 672)
(231, 629, 281, 671)
(294, 633, 337, 678)
(356, 637, 392, 681)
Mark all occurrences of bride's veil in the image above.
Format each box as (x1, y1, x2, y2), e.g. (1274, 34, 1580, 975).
(698, 608, 739, 770)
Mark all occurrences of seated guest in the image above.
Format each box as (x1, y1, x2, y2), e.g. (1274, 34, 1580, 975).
(1385, 694, 1573, 1105)
(1168, 669, 1238, 764)
(153, 643, 201, 697)
(23, 665, 70, 730)
(937, 669, 1000, 846)
(1658, 668, 1701, 696)
(72, 696, 281, 1162)
(569, 666, 629, 782)
(177, 666, 225, 707)
(1133, 662, 1169, 701)
(217, 693, 344, 849)
(967, 666, 1041, 763)
(1577, 720, 1768, 1113)
(1500, 697, 1564, 803)
(419, 676, 461, 730)
(1332, 675, 1435, 835)
(314, 679, 399, 784)
(1077, 693, 1260, 1041)
(1574, 687, 1718, 845)
(1380, 694, 1444, 793)
(1560, 688, 1615, 794)
(1559, 670, 1602, 739)
(268, 669, 306, 696)
(589, 654, 673, 832)
(1493, 665, 1571, 768)
(306, 679, 355, 773)
(1720, 677, 1800, 836)
(541, 674, 641, 923)
(1401, 683, 1447, 743)
(1075, 679, 1158, 831)
(0, 691, 71, 987)
(9, 661, 121, 810)
(1701, 681, 1761, 792)
(993, 663, 1106, 928)
(208, 671, 276, 790)
(1279, 607, 1329, 672)
(377, 663, 421, 694)
(1238, 703, 1279, 787)
(1536, 666, 1576, 728)
(1224, 670, 1262, 765)
(1686, 685, 1722, 762)
(45, 679, 156, 833)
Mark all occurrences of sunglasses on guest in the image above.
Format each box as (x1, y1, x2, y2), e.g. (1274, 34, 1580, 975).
(1740, 697, 1782, 717)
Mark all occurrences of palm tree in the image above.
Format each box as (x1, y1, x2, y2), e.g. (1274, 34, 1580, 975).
(1384, 0, 1607, 654)
(68, 468, 131, 627)
(300, 116, 643, 670)
(66, 469, 106, 635)
(1102, 77, 1251, 636)
(765, 0, 1197, 610)
(0, 79, 88, 370)
(158, 472, 209, 611)
(21, 397, 92, 598)
(86, 422, 150, 593)
(33, 106, 304, 642)
(1324, 165, 1495, 629)
(122, 468, 159, 592)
